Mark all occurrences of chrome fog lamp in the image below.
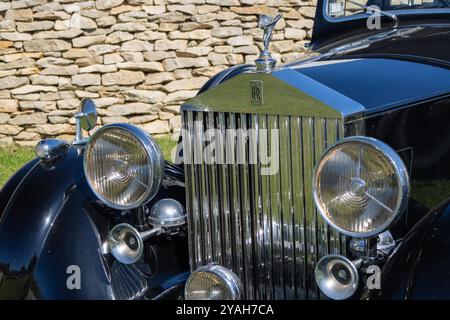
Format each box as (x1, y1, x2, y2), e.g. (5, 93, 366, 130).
(315, 254, 361, 300)
(84, 123, 164, 210)
(148, 199, 186, 228)
(185, 264, 243, 300)
(313, 136, 409, 237)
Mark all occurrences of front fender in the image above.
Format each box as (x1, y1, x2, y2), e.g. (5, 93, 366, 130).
(0, 146, 189, 299)
(0, 146, 85, 299)
(197, 64, 253, 94)
(367, 198, 450, 299)
(0, 157, 40, 223)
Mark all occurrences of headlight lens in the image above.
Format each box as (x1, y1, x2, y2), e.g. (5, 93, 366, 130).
(185, 265, 242, 300)
(84, 123, 164, 210)
(313, 136, 409, 237)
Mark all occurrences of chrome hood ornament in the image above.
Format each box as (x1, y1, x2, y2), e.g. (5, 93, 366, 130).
(256, 13, 282, 73)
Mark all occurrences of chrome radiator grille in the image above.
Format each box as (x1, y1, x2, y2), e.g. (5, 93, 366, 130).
(182, 110, 346, 299)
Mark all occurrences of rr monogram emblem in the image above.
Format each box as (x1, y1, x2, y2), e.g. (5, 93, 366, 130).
(250, 80, 263, 105)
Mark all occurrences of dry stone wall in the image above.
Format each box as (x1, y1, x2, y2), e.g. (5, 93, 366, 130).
(0, 0, 315, 146)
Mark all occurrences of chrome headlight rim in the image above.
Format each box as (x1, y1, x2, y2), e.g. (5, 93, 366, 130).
(83, 123, 165, 210)
(184, 264, 243, 300)
(313, 136, 410, 238)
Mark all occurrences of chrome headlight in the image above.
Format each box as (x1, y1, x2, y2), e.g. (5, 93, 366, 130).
(84, 123, 164, 210)
(185, 264, 242, 300)
(313, 136, 409, 237)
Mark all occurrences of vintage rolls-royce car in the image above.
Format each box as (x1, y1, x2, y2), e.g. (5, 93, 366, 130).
(1, 0, 450, 300)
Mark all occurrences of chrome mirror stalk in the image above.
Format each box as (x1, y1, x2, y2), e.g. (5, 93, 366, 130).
(73, 98, 97, 145)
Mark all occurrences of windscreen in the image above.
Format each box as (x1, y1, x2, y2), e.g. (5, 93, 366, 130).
(326, 0, 450, 18)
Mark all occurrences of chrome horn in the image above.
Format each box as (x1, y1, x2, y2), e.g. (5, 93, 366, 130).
(108, 223, 161, 265)
(315, 254, 362, 300)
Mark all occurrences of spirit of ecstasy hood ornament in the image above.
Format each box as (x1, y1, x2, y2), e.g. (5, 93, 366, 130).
(256, 14, 282, 73)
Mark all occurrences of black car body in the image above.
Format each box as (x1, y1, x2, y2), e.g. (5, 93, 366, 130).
(0, 0, 449, 300)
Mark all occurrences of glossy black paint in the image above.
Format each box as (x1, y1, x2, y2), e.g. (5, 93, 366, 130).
(364, 200, 450, 299)
(364, 95, 450, 212)
(292, 57, 450, 114)
(311, 0, 450, 50)
(357, 92, 450, 299)
(0, 146, 189, 299)
(0, 157, 39, 223)
(320, 26, 450, 68)
(197, 64, 254, 94)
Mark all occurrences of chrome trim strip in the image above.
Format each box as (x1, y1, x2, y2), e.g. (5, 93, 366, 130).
(302, 117, 318, 299)
(259, 115, 274, 299)
(182, 111, 198, 269)
(325, 118, 341, 255)
(198, 113, 213, 265)
(273, 68, 365, 118)
(239, 113, 255, 299)
(228, 114, 244, 283)
(206, 112, 222, 264)
(250, 113, 265, 299)
(313, 118, 329, 300)
(217, 113, 233, 268)
(280, 115, 295, 299)
(268, 115, 283, 299)
(291, 116, 307, 299)
(314, 118, 329, 260)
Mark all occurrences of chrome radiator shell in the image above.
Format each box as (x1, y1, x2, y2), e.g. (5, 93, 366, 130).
(181, 71, 357, 299)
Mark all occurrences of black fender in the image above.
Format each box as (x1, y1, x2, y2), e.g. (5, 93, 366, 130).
(197, 64, 254, 95)
(366, 198, 450, 299)
(0, 145, 189, 300)
(0, 157, 39, 222)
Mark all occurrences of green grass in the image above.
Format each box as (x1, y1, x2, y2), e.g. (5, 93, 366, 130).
(0, 137, 177, 188)
(0, 145, 35, 187)
(411, 180, 450, 209)
(155, 136, 177, 162)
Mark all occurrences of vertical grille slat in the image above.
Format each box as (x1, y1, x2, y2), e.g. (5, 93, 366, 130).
(182, 110, 345, 299)
(314, 118, 329, 300)
(206, 112, 222, 263)
(301, 117, 319, 300)
(238, 113, 255, 299)
(259, 115, 274, 299)
(250, 113, 265, 299)
(268, 115, 284, 299)
(228, 114, 244, 282)
(290, 116, 307, 299)
(183, 110, 202, 269)
(217, 113, 233, 267)
(314, 118, 329, 260)
(196, 112, 213, 265)
(325, 118, 341, 255)
(280, 116, 295, 299)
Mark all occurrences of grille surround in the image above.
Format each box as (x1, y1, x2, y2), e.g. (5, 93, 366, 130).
(182, 109, 347, 300)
